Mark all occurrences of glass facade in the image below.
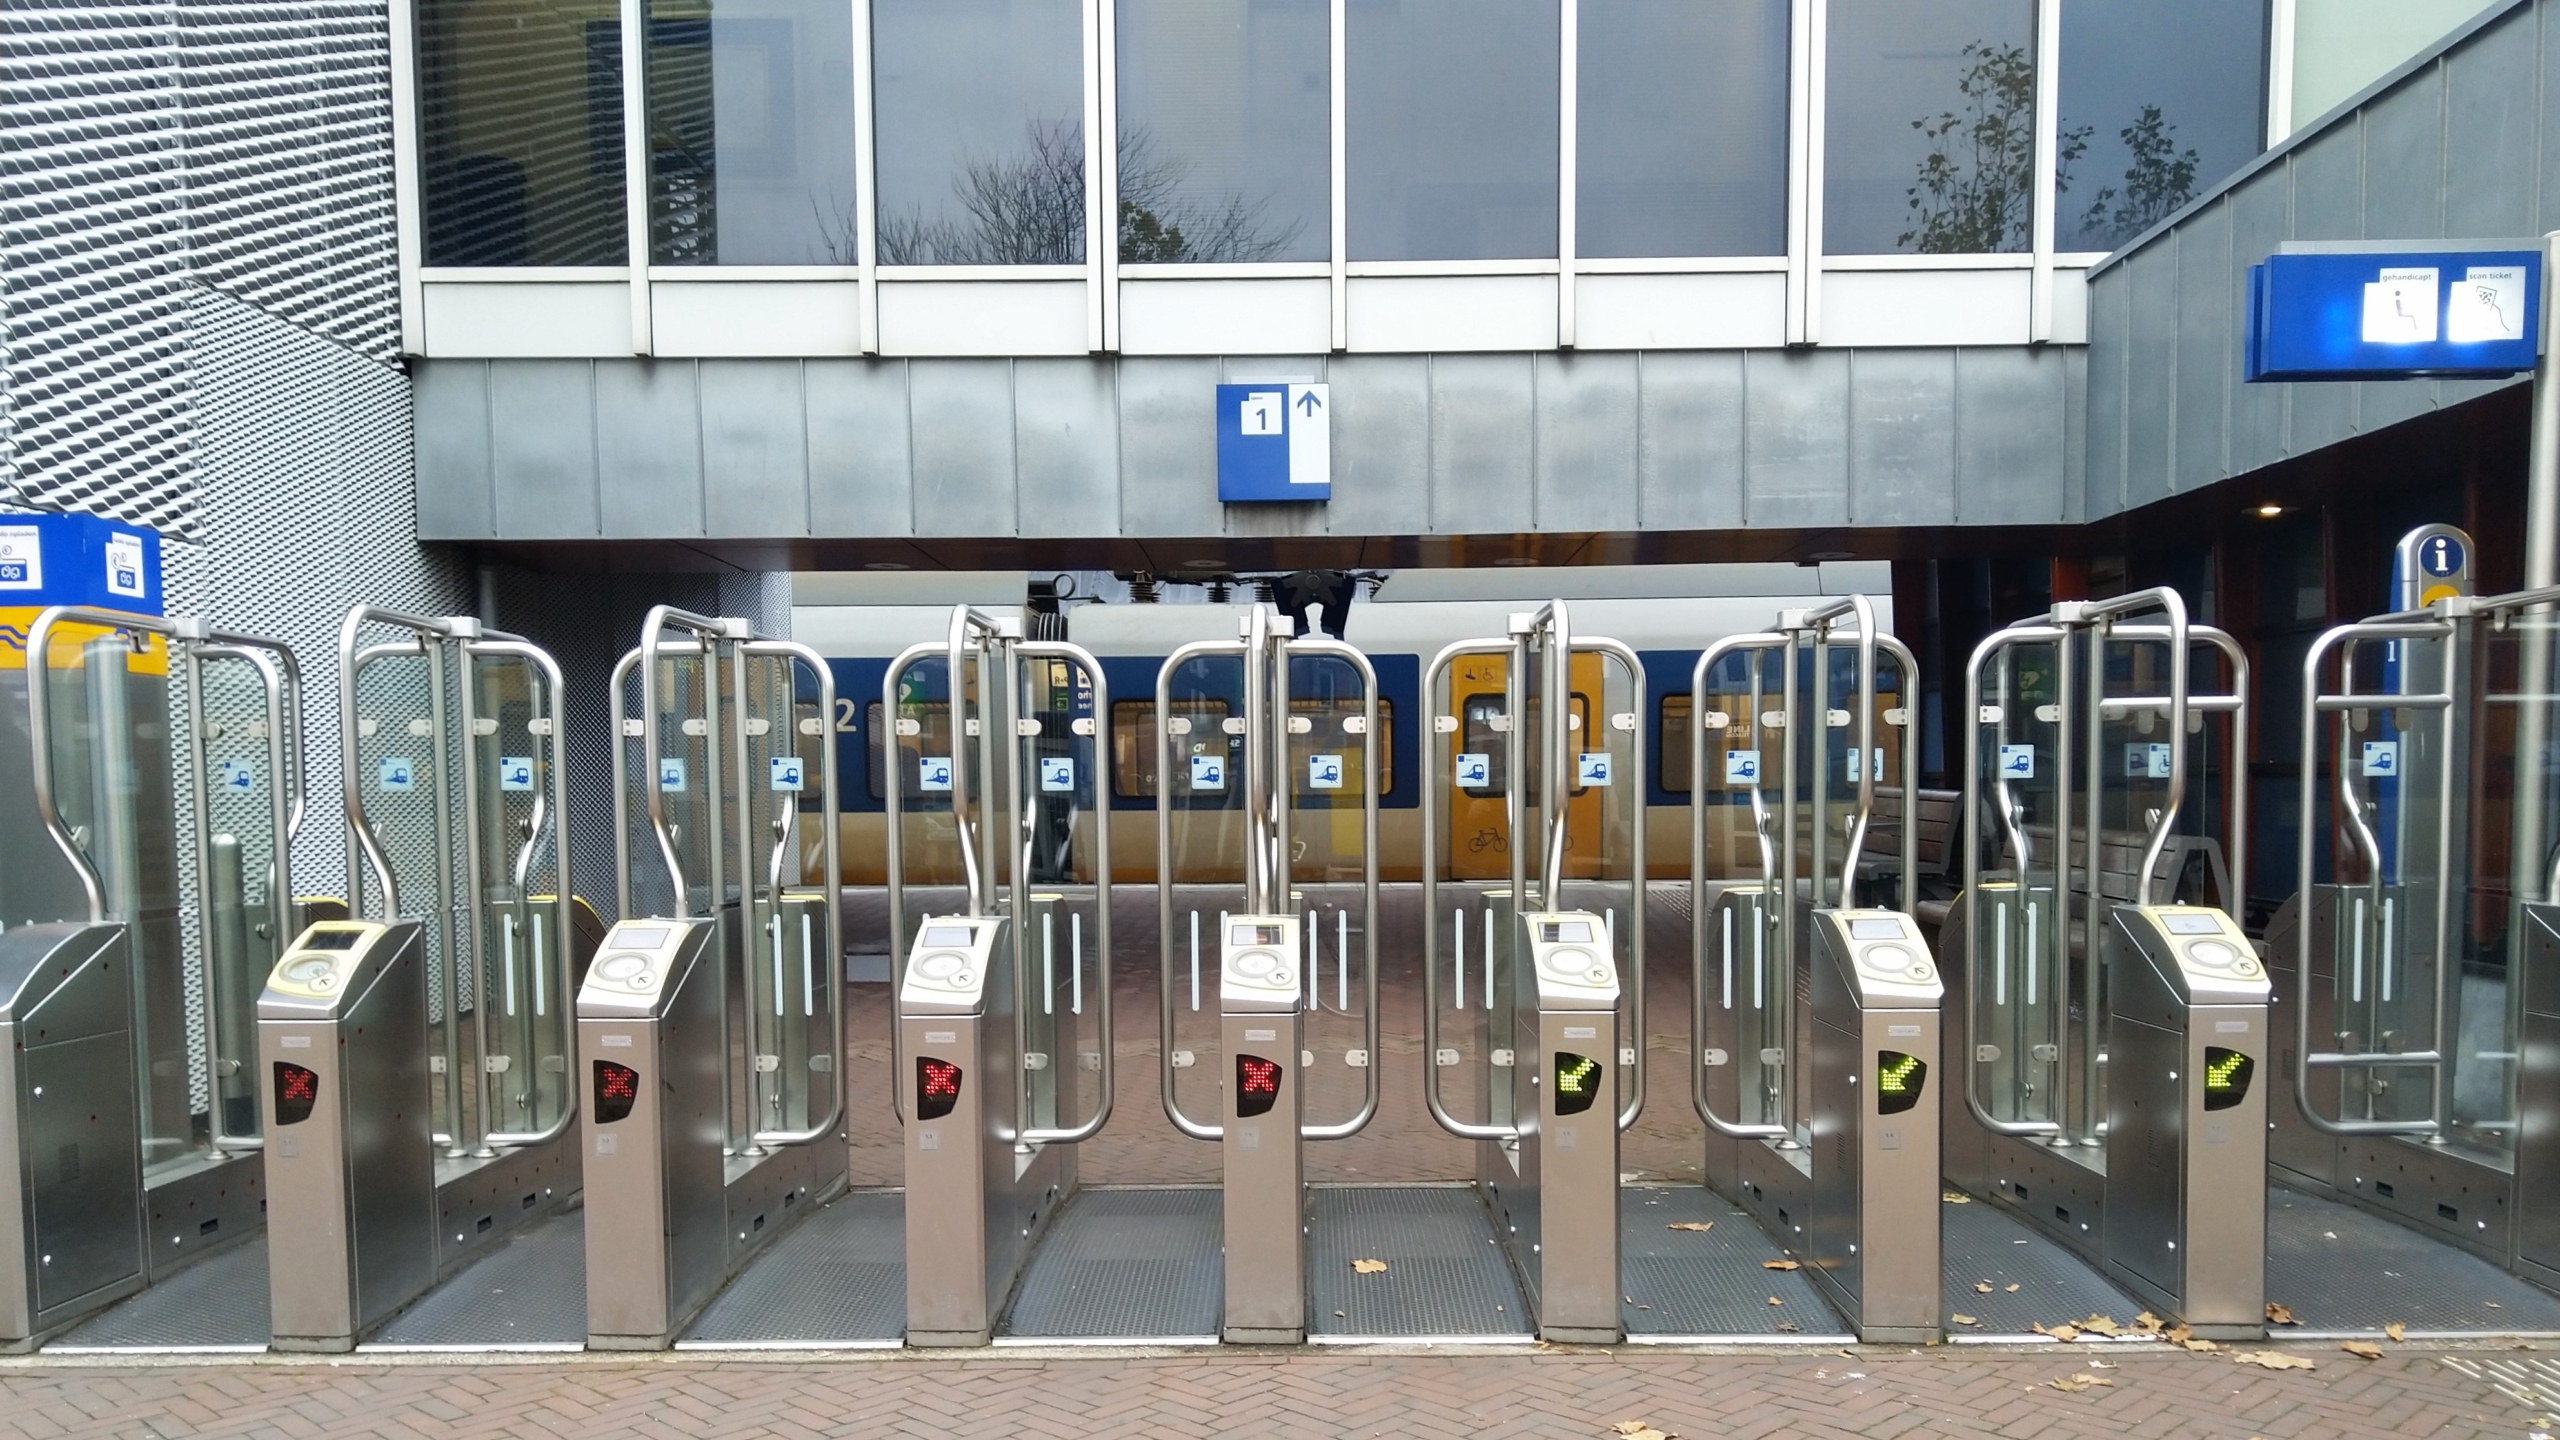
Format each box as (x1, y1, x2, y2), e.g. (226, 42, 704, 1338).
(2057, 0, 2266, 253)
(1116, 0, 1330, 264)
(1578, 0, 1789, 259)
(872, 0, 1087, 265)
(646, 0, 859, 264)
(1346, 0, 1558, 262)
(418, 0, 627, 266)
(1824, 0, 2038, 255)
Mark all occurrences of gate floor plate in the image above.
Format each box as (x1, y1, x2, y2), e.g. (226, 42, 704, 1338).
(363, 1210, 587, 1351)
(2268, 1185, 2560, 1334)
(1622, 1186, 1845, 1339)
(1940, 1193, 2141, 1338)
(680, 1190, 905, 1348)
(1002, 1187, 1220, 1341)
(48, 1238, 270, 1352)
(1308, 1186, 1528, 1341)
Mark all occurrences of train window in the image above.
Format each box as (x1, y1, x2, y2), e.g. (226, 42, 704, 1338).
(1289, 699, 1394, 797)
(1460, 696, 1508, 795)
(1112, 699, 1237, 799)
(1659, 695, 1692, 794)
(867, 701, 957, 804)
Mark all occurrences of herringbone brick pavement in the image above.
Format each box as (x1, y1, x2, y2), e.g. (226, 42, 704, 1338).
(0, 1345, 2541, 1439)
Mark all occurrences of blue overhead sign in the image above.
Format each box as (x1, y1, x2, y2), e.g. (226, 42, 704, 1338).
(1216, 382, 1330, 503)
(2247, 248, 2541, 382)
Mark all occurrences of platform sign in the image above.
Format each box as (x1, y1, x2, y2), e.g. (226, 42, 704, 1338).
(0, 512, 163, 615)
(2247, 248, 2541, 382)
(1216, 383, 1330, 503)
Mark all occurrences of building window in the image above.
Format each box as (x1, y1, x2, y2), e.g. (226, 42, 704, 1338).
(1347, 0, 1559, 262)
(418, 0, 628, 265)
(645, 0, 859, 265)
(1116, 0, 1330, 264)
(872, 0, 1087, 265)
(2057, 0, 2266, 254)
(1824, 0, 2039, 256)
(1577, 0, 1788, 259)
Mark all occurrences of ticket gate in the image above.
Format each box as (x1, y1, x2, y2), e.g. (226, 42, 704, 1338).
(2266, 562, 2560, 1310)
(0, 606, 302, 1349)
(260, 606, 582, 1352)
(583, 607, 846, 1349)
(1942, 587, 2268, 1339)
(1689, 595, 1941, 1344)
(1421, 600, 1643, 1344)
(1154, 604, 1381, 1344)
(889, 605, 1115, 1346)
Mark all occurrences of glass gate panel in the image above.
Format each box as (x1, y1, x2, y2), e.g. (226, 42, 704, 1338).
(1972, 637, 2065, 1133)
(350, 631, 467, 1146)
(1016, 652, 1105, 1139)
(467, 650, 571, 1141)
(191, 648, 293, 1145)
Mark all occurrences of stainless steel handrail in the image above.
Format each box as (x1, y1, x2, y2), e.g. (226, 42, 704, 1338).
(182, 636, 296, 1155)
(468, 637, 581, 1151)
(1421, 637, 1517, 1143)
(1016, 638, 1115, 1147)
(743, 637, 846, 1148)
(1960, 623, 2070, 1140)
(1156, 635, 1241, 1142)
(1291, 634, 1382, 1142)
(1688, 631, 1790, 1141)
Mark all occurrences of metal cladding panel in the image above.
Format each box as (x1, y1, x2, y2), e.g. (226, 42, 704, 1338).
(2545, 0, 2560, 227)
(700, 360, 809, 538)
(1953, 348, 2068, 526)
(1426, 355, 1534, 535)
(1320, 354, 1428, 539)
(1116, 356, 1223, 538)
(1743, 348, 1849, 528)
(1012, 360, 1119, 540)
(2173, 203, 2233, 494)
(2084, 269, 2128, 518)
(491, 360, 600, 540)
(2061, 349, 2088, 522)
(2447, 16, 2539, 238)
(1846, 349, 1955, 527)
(2359, 369, 2443, 437)
(596, 361, 705, 539)
(2225, 184, 2293, 476)
(2123, 244, 2177, 511)
(1635, 351, 1745, 531)
(412, 360, 493, 539)
(2361, 70, 2448, 244)
(1532, 352, 1639, 534)
(908, 360, 1016, 537)
(2289, 126, 2365, 241)
(805, 360, 914, 538)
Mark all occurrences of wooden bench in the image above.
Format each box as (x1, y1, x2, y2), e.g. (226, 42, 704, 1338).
(1859, 786, 1965, 923)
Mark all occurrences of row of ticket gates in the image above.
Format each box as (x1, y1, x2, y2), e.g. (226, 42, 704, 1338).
(6, 532, 2560, 1354)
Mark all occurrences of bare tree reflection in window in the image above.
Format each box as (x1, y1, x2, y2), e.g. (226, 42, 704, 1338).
(848, 118, 1300, 265)
(1900, 41, 2084, 254)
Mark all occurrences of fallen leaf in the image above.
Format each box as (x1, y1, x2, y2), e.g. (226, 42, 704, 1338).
(2265, 1302, 2297, 1326)
(2050, 1373, 2116, 1393)
(1975, 1281, 1994, 1294)
(1767, 1296, 1784, 1306)
(1775, 1321, 1799, 1333)
(1764, 1259, 1801, 1271)
(1334, 1310, 1346, 1318)
(2088, 1361, 2116, 1370)
(2134, 1312, 2164, 1334)
(2341, 1341, 2383, 1360)
(1666, 1221, 1714, 1233)
(2006, 1283, 2021, 1293)
(1351, 1258, 1388, 1275)
(1611, 1423, 1672, 1440)
(2030, 1321, 2049, 1336)
(2079, 1315, 2123, 1338)
(2384, 1322, 2405, 1343)
(1942, 1191, 1972, 1204)
(2047, 1324, 2081, 1344)
(2183, 1339, 2220, 1353)
(2233, 1352, 2316, 1371)
(1951, 1313, 1981, 1327)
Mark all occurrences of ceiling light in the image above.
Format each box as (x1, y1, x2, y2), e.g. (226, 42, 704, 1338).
(2254, 503, 2285, 518)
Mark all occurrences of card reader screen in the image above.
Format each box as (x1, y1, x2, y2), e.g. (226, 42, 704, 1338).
(299, 929, 364, 951)
(1539, 920, 1595, 944)
(273, 1062, 319, 1125)
(1849, 918, 1905, 940)
(920, 925, 976, 948)
(2161, 913, 2224, 935)
(613, 926, 669, 950)
(1231, 923, 1286, 947)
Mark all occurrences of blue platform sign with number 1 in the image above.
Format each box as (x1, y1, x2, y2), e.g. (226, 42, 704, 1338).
(1216, 383, 1331, 502)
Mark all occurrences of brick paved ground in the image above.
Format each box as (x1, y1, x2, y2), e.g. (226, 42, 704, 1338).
(0, 1343, 2546, 1439)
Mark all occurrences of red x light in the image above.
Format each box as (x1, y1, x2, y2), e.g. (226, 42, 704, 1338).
(1236, 1054, 1281, 1118)
(917, 1058, 963, 1120)
(273, 1062, 319, 1126)
(594, 1061, 640, 1123)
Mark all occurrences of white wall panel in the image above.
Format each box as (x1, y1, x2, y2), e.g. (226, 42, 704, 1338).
(877, 280, 1089, 356)
(1346, 275, 1558, 352)
(654, 281, 863, 357)
(1118, 279, 1332, 355)
(422, 282, 631, 357)
(2048, 268, 2092, 344)
(1573, 273, 1787, 350)
(1817, 270, 2033, 347)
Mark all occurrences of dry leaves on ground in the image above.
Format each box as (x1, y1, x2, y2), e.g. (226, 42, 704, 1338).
(2265, 1302, 2298, 1326)
(1774, 1321, 1799, 1333)
(1764, 1259, 1800, 1271)
(2384, 1322, 2406, 1342)
(1766, 1296, 1784, 1306)
(2050, 1373, 2116, 1393)
(1950, 1313, 1981, 1327)
(1942, 1191, 1971, 1204)
(2233, 1352, 2317, 1371)
(2033, 1321, 2083, 1343)
(2078, 1315, 2124, 1338)
(2341, 1341, 2384, 1360)
(1610, 1423, 1673, 1440)
(1666, 1221, 1714, 1233)
(1975, 1281, 1993, 1294)
(1351, 1258, 1388, 1275)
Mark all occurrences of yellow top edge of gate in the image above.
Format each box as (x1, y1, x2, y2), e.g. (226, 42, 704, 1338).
(0, 607, 170, 676)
